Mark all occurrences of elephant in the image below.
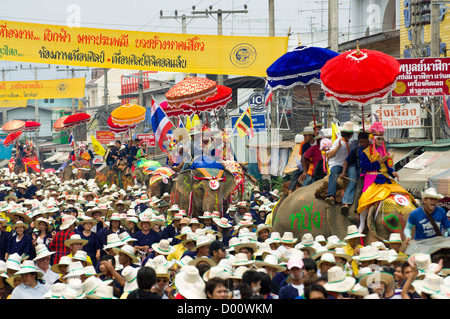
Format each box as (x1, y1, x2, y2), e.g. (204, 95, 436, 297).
(272, 176, 418, 247)
(223, 160, 258, 204)
(62, 160, 96, 181)
(172, 167, 237, 219)
(132, 167, 151, 188)
(94, 166, 134, 190)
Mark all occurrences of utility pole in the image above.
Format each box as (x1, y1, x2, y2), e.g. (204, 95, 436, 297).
(0, 66, 18, 124)
(20, 63, 51, 158)
(160, 9, 208, 34)
(268, 0, 278, 146)
(430, 0, 441, 57)
(192, 5, 248, 130)
(56, 66, 89, 113)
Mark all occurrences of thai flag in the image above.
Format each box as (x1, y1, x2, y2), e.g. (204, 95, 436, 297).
(150, 98, 174, 153)
(68, 132, 74, 147)
(264, 79, 273, 106)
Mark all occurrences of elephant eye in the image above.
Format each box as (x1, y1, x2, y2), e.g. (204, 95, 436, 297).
(383, 214, 400, 231)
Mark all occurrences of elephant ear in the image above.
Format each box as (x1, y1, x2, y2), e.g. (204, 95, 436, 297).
(366, 204, 387, 242)
(223, 171, 238, 197)
(174, 170, 192, 194)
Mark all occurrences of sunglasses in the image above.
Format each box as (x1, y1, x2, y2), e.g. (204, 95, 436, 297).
(376, 137, 384, 141)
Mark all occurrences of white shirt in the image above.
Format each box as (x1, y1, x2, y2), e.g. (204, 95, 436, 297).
(328, 138, 350, 169)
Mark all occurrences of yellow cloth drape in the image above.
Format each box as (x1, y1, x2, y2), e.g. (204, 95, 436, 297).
(357, 181, 413, 214)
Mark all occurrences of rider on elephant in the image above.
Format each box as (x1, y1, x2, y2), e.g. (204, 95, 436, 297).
(356, 121, 415, 233)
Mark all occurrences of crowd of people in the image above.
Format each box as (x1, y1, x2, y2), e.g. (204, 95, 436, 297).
(0, 164, 447, 301)
(0, 118, 448, 300)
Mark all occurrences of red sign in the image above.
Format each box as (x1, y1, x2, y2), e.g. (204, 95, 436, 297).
(96, 131, 115, 144)
(136, 133, 156, 147)
(392, 57, 450, 97)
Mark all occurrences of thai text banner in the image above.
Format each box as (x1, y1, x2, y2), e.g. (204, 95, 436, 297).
(371, 103, 421, 129)
(0, 78, 85, 100)
(392, 57, 450, 97)
(0, 20, 288, 77)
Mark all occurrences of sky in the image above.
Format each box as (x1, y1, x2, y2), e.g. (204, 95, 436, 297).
(0, 0, 352, 82)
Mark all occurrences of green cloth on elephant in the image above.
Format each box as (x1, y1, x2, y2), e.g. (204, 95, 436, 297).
(136, 159, 162, 171)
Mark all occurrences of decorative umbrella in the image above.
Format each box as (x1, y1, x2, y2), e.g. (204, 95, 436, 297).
(181, 85, 233, 116)
(107, 115, 138, 133)
(160, 101, 186, 118)
(3, 130, 22, 147)
(110, 103, 146, 127)
(165, 76, 217, 107)
(23, 121, 41, 132)
(44, 168, 56, 174)
(266, 44, 339, 131)
(53, 115, 70, 132)
(320, 44, 401, 130)
(2, 120, 25, 134)
(63, 112, 91, 129)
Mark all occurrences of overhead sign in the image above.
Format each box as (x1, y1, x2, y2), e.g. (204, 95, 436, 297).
(96, 130, 115, 144)
(0, 78, 85, 100)
(231, 113, 266, 132)
(371, 103, 421, 129)
(0, 20, 288, 77)
(247, 92, 266, 113)
(136, 133, 156, 147)
(393, 57, 450, 97)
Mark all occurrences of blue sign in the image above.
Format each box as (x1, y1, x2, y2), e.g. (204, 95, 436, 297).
(231, 113, 266, 132)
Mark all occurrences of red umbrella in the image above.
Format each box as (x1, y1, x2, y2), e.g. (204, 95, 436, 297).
(23, 120, 41, 132)
(63, 112, 91, 129)
(3, 131, 22, 147)
(53, 115, 70, 132)
(2, 120, 25, 134)
(161, 101, 186, 118)
(44, 168, 56, 174)
(320, 45, 400, 130)
(181, 85, 232, 116)
(107, 115, 138, 133)
(165, 76, 217, 107)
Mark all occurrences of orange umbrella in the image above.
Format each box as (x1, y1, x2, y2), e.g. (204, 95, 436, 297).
(165, 76, 217, 107)
(53, 115, 70, 132)
(110, 103, 146, 127)
(2, 120, 25, 134)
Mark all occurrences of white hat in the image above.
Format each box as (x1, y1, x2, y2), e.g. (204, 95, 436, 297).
(64, 234, 88, 248)
(59, 214, 78, 230)
(232, 253, 255, 267)
(343, 225, 365, 241)
(63, 278, 86, 299)
(43, 283, 67, 299)
(280, 232, 298, 244)
(112, 244, 140, 264)
(174, 265, 206, 299)
(103, 233, 125, 250)
(352, 246, 381, 262)
(87, 284, 118, 299)
(64, 261, 86, 278)
(421, 187, 444, 200)
(323, 266, 356, 293)
(359, 271, 395, 290)
(152, 239, 176, 255)
(341, 121, 355, 133)
(255, 253, 286, 272)
(383, 233, 403, 244)
(33, 243, 55, 261)
(122, 265, 139, 292)
(15, 260, 44, 279)
(118, 231, 138, 244)
(51, 256, 73, 273)
(72, 250, 92, 266)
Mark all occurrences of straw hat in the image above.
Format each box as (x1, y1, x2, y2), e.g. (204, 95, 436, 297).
(383, 233, 403, 244)
(188, 256, 216, 268)
(343, 225, 365, 241)
(118, 232, 137, 245)
(198, 211, 213, 219)
(191, 235, 214, 252)
(350, 283, 370, 297)
(15, 260, 44, 279)
(255, 253, 286, 272)
(64, 234, 88, 248)
(359, 271, 395, 290)
(230, 266, 249, 280)
(83, 275, 113, 296)
(255, 223, 274, 237)
(59, 214, 78, 230)
(333, 247, 353, 263)
(72, 250, 92, 266)
(174, 265, 206, 299)
(232, 253, 255, 267)
(10, 220, 29, 231)
(87, 284, 118, 299)
(323, 266, 356, 293)
(421, 187, 444, 200)
(341, 121, 355, 133)
(352, 246, 381, 262)
(122, 265, 139, 292)
(280, 232, 298, 244)
(64, 261, 86, 278)
(43, 283, 67, 299)
(136, 216, 154, 230)
(299, 126, 314, 135)
(112, 244, 140, 264)
(316, 252, 344, 270)
(51, 256, 73, 273)
(213, 217, 232, 229)
(152, 239, 176, 255)
(103, 233, 125, 250)
(233, 237, 258, 254)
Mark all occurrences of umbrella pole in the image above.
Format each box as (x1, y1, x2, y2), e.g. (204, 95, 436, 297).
(307, 85, 317, 132)
(362, 106, 365, 132)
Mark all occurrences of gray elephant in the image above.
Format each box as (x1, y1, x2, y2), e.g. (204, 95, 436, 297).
(172, 168, 237, 219)
(62, 160, 96, 181)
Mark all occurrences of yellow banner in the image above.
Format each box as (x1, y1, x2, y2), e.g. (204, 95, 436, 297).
(0, 20, 288, 77)
(0, 78, 85, 100)
(0, 99, 27, 107)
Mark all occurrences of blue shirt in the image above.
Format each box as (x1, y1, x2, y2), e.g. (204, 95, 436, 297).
(131, 230, 161, 248)
(406, 206, 450, 239)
